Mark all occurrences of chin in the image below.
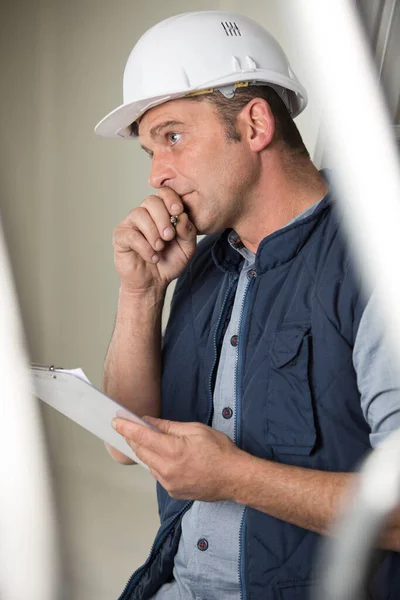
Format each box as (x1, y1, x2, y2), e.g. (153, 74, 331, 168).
(189, 210, 225, 236)
(197, 223, 225, 236)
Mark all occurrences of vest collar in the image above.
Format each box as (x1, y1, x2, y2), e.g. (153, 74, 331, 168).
(212, 193, 332, 274)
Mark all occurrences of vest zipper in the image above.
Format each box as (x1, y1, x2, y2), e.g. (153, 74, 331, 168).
(118, 501, 192, 600)
(238, 507, 248, 600)
(235, 273, 256, 600)
(234, 275, 256, 446)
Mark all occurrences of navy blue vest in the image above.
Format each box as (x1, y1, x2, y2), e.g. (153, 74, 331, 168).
(118, 195, 400, 600)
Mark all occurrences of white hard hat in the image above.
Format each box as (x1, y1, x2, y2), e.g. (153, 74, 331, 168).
(94, 11, 308, 139)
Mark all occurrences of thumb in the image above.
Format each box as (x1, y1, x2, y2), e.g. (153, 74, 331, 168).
(142, 416, 186, 436)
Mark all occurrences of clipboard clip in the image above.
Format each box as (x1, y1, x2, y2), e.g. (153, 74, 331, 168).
(31, 363, 62, 378)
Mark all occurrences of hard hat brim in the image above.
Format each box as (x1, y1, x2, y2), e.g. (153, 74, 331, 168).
(94, 92, 188, 139)
(94, 75, 308, 139)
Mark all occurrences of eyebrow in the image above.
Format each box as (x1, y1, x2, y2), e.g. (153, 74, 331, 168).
(140, 119, 185, 154)
(150, 119, 185, 138)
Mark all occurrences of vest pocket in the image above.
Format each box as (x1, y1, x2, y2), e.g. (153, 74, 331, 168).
(266, 325, 316, 456)
(275, 580, 315, 599)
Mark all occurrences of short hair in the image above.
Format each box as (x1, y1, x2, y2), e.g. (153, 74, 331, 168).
(130, 85, 309, 158)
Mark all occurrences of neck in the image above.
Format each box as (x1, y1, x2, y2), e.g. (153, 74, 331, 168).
(236, 153, 328, 254)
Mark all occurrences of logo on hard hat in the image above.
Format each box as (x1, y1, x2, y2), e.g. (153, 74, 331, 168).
(221, 22, 241, 37)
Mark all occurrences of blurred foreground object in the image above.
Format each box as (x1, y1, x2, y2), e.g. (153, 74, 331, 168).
(289, 1, 400, 599)
(0, 215, 59, 599)
(315, 429, 400, 600)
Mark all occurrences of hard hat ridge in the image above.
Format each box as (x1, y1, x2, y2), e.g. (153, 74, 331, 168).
(95, 11, 308, 139)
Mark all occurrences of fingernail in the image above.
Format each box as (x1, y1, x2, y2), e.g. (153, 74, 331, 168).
(112, 419, 118, 430)
(155, 238, 164, 251)
(163, 227, 174, 239)
(171, 203, 182, 213)
(151, 254, 159, 263)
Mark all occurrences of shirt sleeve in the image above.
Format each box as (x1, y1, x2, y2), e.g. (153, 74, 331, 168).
(353, 291, 400, 448)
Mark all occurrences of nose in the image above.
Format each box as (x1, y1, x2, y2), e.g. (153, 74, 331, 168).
(149, 151, 175, 189)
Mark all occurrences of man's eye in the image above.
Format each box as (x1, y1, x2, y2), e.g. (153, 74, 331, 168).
(168, 133, 181, 145)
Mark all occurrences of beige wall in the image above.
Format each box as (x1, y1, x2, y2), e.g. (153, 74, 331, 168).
(1, 1, 321, 598)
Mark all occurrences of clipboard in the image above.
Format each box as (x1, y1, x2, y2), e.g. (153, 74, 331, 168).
(31, 364, 154, 469)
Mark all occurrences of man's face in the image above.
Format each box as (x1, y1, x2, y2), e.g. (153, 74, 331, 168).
(138, 98, 258, 235)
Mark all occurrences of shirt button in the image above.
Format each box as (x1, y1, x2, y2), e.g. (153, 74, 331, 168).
(197, 538, 209, 551)
(222, 406, 233, 419)
(230, 334, 238, 347)
(247, 269, 257, 279)
(231, 235, 242, 247)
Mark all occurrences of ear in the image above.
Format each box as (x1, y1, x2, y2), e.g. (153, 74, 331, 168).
(240, 98, 275, 152)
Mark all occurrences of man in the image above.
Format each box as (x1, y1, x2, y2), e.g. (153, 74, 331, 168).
(95, 11, 400, 600)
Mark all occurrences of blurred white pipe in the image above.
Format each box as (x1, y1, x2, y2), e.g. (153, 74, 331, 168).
(316, 429, 400, 600)
(291, 0, 400, 355)
(284, 0, 400, 600)
(287, 1, 400, 598)
(0, 216, 59, 599)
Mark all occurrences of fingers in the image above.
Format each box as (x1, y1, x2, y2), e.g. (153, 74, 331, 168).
(142, 416, 187, 435)
(104, 442, 137, 465)
(112, 417, 195, 483)
(140, 188, 185, 245)
(114, 188, 192, 265)
(149, 188, 197, 246)
(140, 195, 177, 243)
(112, 418, 165, 453)
(154, 187, 185, 221)
(114, 224, 159, 264)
